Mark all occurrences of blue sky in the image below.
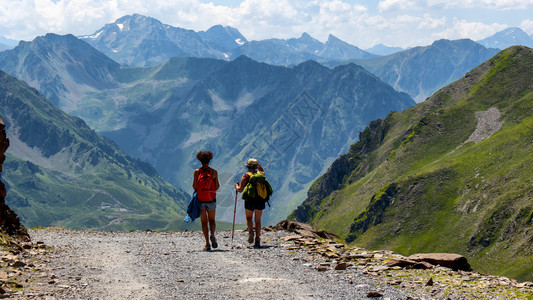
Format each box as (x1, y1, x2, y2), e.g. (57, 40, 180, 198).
(1, 0, 533, 48)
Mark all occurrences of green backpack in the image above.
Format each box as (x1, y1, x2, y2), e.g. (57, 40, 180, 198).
(242, 172, 273, 203)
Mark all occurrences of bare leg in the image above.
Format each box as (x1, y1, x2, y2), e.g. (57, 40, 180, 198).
(200, 208, 209, 247)
(254, 209, 263, 240)
(245, 209, 254, 231)
(245, 209, 255, 243)
(207, 209, 216, 235)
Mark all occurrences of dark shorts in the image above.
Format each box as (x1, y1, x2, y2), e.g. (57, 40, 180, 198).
(199, 200, 216, 211)
(244, 199, 265, 211)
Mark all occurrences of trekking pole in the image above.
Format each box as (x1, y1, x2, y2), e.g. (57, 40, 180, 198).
(231, 185, 238, 247)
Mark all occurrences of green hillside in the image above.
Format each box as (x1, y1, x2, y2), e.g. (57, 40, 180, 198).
(292, 46, 533, 282)
(0, 70, 194, 231)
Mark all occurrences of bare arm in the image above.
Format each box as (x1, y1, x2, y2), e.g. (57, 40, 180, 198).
(234, 174, 249, 193)
(192, 169, 199, 191)
(212, 169, 220, 190)
(257, 162, 265, 174)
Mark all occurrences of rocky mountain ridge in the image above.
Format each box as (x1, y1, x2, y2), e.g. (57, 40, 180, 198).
(230, 33, 376, 66)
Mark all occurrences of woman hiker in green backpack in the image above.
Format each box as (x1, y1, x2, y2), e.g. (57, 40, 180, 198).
(234, 158, 265, 248)
(193, 151, 220, 251)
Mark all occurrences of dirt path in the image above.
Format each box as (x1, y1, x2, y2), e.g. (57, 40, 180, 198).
(17, 229, 415, 299)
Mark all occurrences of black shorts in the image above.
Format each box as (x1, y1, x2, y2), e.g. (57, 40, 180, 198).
(244, 199, 266, 211)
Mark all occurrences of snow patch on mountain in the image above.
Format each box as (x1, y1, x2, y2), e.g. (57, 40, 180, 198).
(235, 38, 245, 46)
(81, 30, 103, 40)
(117, 23, 125, 31)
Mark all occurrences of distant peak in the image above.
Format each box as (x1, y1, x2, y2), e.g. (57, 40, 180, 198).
(131, 13, 149, 19)
(41, 33, 78, 42)
(431, 39, 452, 46)
(233, 55, 254, 62)
(294, 59, 327, 71)
(326, 34, 350, 46)
(116, 14, 132, 22)
(43, 33, 60, 38)
(207, 24, 225, 31)
(327, 34, 341, 42)
(115, 14, 158, 25)
(503, 27, 524, 33)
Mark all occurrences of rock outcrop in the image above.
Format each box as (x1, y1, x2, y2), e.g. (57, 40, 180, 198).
(0, 118, 29, 240)
(269, 219, 340, 240)
(408, 253, 472, 271)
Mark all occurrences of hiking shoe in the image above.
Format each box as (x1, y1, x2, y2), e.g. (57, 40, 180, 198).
(248, 229, 254, 244)
(254, 239, 261, 248)
(210, 235, 218, 249)
(203, 244, 211, 251)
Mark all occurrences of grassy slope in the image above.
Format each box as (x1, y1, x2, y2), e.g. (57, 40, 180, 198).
(304, 46, 533, 281)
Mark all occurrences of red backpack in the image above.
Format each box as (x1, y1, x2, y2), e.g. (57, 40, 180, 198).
(196, 168, 216, 202)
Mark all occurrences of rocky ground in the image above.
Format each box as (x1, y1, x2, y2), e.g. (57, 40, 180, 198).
(1, 223, 532, 300)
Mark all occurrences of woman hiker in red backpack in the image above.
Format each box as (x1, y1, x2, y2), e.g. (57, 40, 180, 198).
(193, 151, 220, 251)
(234, 158, 265, 248)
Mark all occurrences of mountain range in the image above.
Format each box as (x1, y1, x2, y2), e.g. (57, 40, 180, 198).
(79, 14, 375, 67)
(1, 29, 499, 108)
(0, 70, 191, 231)
(291, 46, 533, 282)
(229, 33, 376, 66)
(330, 39, 499, 103)
(0, 16, 517, 106)
(74, 15, 503, 103)
(3, 18, 532, 63)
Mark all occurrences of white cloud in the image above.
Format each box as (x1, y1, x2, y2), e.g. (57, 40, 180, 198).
(436, 0, 533, 10)
(435, 18, 507, 41)
(520, 19, 533, 34)
(378, 0, 533, 10)
(419, 13, 446, 30)
(378, 0, 419, 12)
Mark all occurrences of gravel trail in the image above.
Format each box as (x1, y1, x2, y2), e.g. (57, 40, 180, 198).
(25, 228, 417, 300)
